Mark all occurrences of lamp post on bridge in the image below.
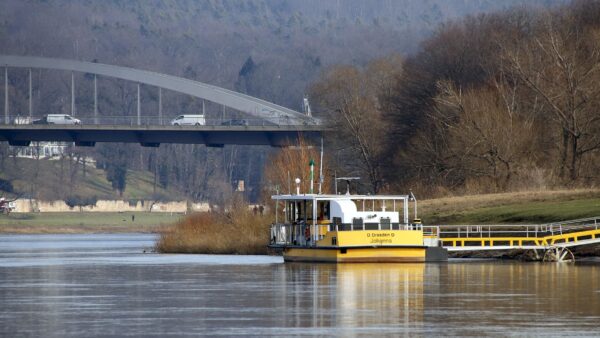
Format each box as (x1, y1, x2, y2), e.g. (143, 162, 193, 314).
(94, 74, 98, 124)
(71, 72, 75, 116)
(158, 87, 162, 125)
(137, 83, 141, 126)
(29, 68, 32, 120)
(4, 67, 8, 124)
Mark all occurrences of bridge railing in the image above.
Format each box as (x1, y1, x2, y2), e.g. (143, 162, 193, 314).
(437, 216, 600, 239)
(4, 115, 318, 127)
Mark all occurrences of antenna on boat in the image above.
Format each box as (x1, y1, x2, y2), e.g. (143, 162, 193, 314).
(318, 137, 324, 195)
(334, 171, 337, 194)
(309, 159, 314, 194)
(336, 177, 360, 195)
(409, 190, 418, 219)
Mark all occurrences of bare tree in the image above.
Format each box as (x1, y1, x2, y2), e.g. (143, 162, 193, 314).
(311, 55, 403, 193)
(431, 76, 537, 191)
(503, 12, 600, 181)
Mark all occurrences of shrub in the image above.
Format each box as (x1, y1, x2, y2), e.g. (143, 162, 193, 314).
(0, 178, 13, 193)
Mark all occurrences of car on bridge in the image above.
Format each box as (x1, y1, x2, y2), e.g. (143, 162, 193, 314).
(221, 119, 248, 126)
(32, 114, 82, 125)
(170, 115, 205, 126)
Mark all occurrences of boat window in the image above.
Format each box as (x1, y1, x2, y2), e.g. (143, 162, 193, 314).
(338, 223, 351, 231)
(381, 217, 391, 230)
(365, 222, 378, 230)
(352, 217, 364, 231)
(317, 201, 330, 221)
(306, 200, 314, 220)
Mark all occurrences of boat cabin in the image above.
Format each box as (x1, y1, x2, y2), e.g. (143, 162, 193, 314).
(270, 194, 418, 247)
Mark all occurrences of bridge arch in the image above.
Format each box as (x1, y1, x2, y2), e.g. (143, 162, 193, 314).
(0, 55, 317, 125)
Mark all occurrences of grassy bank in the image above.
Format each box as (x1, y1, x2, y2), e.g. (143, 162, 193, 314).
(0, 212, 183, 233)
(156, 209, 271, 254)
(419, 189, 600, 224)
(0, 157, 181, 200)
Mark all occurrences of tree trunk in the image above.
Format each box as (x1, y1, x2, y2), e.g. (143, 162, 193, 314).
(559, 128, 569, 179)
(569, 133, 578, 181)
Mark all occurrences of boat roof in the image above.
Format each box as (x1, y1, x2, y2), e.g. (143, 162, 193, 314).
(271, 194, 409, 201)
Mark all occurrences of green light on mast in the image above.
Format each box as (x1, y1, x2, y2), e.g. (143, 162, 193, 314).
(309, 159, 315, 194)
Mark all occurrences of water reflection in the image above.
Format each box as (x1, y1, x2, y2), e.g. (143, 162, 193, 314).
(275, 263, 434, 335)
(0, 234, 599, 336)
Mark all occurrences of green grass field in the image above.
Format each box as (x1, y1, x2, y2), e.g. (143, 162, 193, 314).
(0, 212, 184, 233)
(420, 189, 600, 224)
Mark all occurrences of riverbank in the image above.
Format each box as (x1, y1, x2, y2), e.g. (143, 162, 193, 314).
(3, 188, 599, 237)
(420, 189, 600, 224)
(0, 212, 183, 234)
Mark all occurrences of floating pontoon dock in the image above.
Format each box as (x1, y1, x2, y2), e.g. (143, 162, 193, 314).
(424, 217, 600, 262)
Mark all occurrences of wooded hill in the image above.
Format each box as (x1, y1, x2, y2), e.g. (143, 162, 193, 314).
(310, 0, 600, 197)
(0, 0, 571, 202)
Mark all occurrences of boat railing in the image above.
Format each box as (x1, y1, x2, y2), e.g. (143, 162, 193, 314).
(331, 223, 423, 231)
(270, 223, 294, 245)
(423, 226, 441, 247)
(271, 222, 432, 246)
(423, 226, 439, 237)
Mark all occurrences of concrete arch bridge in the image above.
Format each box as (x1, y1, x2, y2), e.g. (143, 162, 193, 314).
(0, 55, 322, 147)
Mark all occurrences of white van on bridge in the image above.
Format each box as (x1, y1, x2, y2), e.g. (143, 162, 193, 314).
(32, 114, 82, 125)
(170, 115, 205, 126)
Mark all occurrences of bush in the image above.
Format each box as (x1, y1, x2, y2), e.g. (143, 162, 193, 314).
(0, 178, 13, 193)
(156, 205, 271, 255)
(64, 195, 98, 210)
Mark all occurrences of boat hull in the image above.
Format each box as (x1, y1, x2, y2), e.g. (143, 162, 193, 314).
(282, 246, 431, 263)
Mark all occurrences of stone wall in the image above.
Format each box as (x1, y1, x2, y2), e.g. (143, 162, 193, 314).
(13, 199, 210, 213)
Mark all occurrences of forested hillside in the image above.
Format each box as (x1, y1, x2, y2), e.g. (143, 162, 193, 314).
(0, 0, 569, 201)
(311, 0, 600, 196)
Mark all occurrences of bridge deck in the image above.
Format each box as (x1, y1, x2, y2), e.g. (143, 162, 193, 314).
(0, 124, 323, 147)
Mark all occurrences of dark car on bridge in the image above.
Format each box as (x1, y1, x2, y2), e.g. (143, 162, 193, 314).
(221, 119, 248, 126)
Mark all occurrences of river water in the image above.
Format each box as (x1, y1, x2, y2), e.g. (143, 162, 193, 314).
(1, 234, 599, 337)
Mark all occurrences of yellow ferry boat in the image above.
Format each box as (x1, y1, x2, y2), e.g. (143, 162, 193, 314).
(268, 193, 447, 263)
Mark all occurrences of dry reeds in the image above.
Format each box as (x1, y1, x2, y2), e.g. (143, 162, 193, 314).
(155, 206, 271, 255)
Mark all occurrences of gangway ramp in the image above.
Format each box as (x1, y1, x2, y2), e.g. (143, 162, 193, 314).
(427, 217, 600, 262)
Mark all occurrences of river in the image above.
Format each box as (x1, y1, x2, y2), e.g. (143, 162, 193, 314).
(1, 234, 599, 336)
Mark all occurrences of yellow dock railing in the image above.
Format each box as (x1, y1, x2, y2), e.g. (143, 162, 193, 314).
(424, 217, 600, 261)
